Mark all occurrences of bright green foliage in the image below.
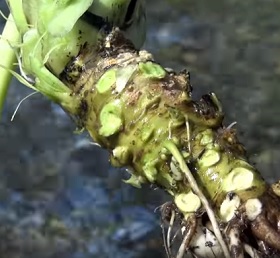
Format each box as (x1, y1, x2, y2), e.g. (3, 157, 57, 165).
(21, 0, 98, 76)
(3, 0, 146, 114)
(18, 0, 146, 76)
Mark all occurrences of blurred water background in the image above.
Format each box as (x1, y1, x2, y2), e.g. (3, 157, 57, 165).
(0, 0, 280, 257)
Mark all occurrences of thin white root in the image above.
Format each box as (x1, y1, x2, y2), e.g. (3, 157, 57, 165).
(159, 203, 172, 258)
(185, 115, 191, 152)
(11, 91, 37, 121)
(226, 121, 237, 129)
(15, 50, 35, 84)
(177, 227, 191, 258)
(167, 209, 176, 255)
(0, 10, 9, 20)
(161, 223, 170, 258)
(171, 227, 181, 247)
(176, 216, 196, 258)
(164, 140, 231, 258)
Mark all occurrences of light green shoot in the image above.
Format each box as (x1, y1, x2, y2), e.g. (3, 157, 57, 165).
(0, 14, 20, 115)
(0, 0, 146, 119)
(7, 0, 29, 34)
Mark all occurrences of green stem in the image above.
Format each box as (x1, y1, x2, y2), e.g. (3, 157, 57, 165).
(0, 14, 20, 119)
